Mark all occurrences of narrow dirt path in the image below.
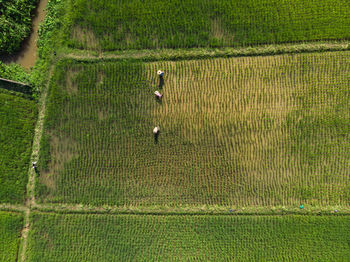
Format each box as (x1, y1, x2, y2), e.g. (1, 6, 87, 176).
(0, 204, 27, 212)
(27, 79, 50, 207)
(19, 208, 31, 262)
(64, 41, 350, 62)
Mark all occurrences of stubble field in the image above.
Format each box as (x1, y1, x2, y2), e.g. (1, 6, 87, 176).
(37, 51, 350, 207)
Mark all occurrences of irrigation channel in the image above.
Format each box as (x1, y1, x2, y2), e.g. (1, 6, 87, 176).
(0, 0, 48, 69)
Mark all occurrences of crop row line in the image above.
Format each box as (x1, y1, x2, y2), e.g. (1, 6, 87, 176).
(61, 40, 350, 62)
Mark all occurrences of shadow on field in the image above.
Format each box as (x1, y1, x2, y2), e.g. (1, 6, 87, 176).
(155, 97, 162, 104)
(34, 168, 40, 177)
(159, 77, 164, 89)
(154, 132, 160, 144)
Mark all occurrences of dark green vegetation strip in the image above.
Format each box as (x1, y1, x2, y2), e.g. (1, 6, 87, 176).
(64, 0, 350, 51)
(37, 52, 350, 207)
(27, 213, 350, 261)
(0, 212, 23, 262)
(0, 0, 39, 54)
(0, 90, 38, 203)
(0, 80, 32, 97)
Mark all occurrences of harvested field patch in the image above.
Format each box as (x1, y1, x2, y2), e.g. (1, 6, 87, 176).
(37, 52, 350, 207)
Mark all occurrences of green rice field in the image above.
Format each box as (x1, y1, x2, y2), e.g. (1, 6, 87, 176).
(37, 51, 350, 207)
(27, 213, 350, 261)
(0, 212, 23, 262)
(63, 0, 350, 50)
(0, 89, 38, 203)
(2, 0, 350, 260)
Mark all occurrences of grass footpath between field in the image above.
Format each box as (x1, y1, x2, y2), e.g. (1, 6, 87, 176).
(0, 211, 24, 262)
(27, 212, 350, 262)
(36, 51, 350, 207)
(0, 89, 38, 204)
(64, 41, 350, 62)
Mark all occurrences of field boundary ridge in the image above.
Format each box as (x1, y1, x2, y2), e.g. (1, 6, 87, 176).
(30, 203, 350, 216)
(62, 41, 350, 62)
(0, 204, 28, 212)
(1, 202, 348, 216)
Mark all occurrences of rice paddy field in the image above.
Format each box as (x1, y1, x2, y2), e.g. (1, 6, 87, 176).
(63, 0, 350, 50)
(0, 89, 37, 203)
(0, 212, 23, 262)
(37, 51, 350, 207)
(2, 0, 350, 260)
(26, 212, 350, 261)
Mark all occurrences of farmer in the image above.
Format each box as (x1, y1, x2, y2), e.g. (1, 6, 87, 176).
(154, 90, 163, 100)
(157, 70, 164, 88)
(153, 126, 160, 143)
(157, 70, 164, 77)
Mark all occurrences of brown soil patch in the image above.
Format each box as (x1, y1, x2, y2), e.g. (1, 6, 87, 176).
(65, 69, 79, 94)
(210, 18, 234, 45)
(40, 134, 78, 191)
(72, 26, 100, 50)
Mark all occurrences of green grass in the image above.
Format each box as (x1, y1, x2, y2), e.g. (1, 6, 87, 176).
(27, 213, 350, 261)
(0, 212, 23, 262)
(37, 51, 350, 207)
(63, 0, 350, 51)
(0, 90, 38, 203)
(0, 61, 31, 85)
(0, 0, 39, 54)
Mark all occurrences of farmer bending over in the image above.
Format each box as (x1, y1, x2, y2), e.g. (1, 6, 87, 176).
(154, 90, 163, 100)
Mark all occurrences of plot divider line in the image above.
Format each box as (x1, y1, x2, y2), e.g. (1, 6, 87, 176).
(19, 208, 30, 262)
(62, 41, 350, 62)
(27, 73, 50, 208)
(1, 203, 349, 216)
(0, 204, 27, 212)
